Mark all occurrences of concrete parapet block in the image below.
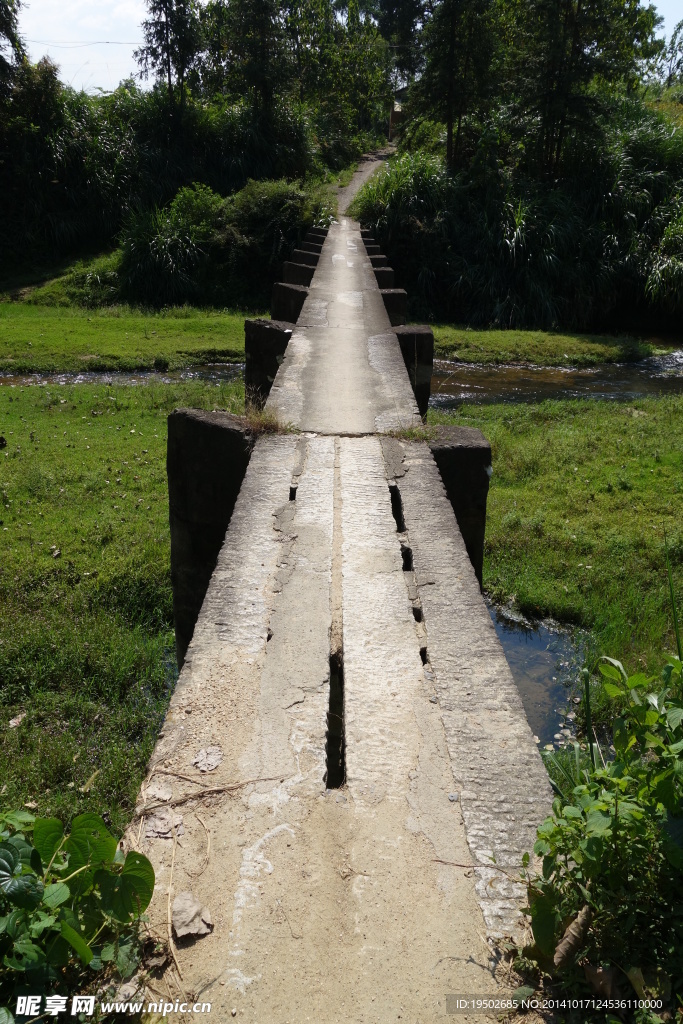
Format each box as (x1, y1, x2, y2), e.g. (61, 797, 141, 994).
(283, 261, 315, 287)
(305, 227, 328, 241)
(393, 325, 434, 419)
(167, 408, 255, 668)
(292, 248, 319, 267)
(428, 425, 492, 587)
(373, 266, 395, 289)
(380, 288, 408, 326)
(369, 254, 387, 268)
(271, 281, 308, 323)
(364, 244, 380, 256)
(300, 240, 323, 254)
(360, 228, 373, 239)
(244, 317, 293, 408)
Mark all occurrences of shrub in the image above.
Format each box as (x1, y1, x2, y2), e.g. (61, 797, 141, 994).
(0, 811, 154, 1021)
(522, 655, 683, 1013)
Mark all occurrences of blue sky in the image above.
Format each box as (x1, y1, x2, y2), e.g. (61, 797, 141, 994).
(17, 0, 683, 94)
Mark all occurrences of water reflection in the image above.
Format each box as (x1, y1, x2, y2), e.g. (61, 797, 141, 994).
(431, 350, 683, 407)
(0, 363, 244, 388)
(488, 602, 584, 747)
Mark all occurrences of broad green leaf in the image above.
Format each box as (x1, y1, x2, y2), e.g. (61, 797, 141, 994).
(65, 814, 117, 872)
(5, 875, 44, 910)
(599, 663, 623, 682)
(7, 836, 42, 874)
(0, 1007, 14, 1024)
(512, 986, 535, 1004)
(613, 717, 628, 754)
(42, 881, 70, 910)
(5, 937, 45, 970)
(0, 810, 35, 830)
(100, 941, 116, 961)
(60, 920, 93, 965)
(33, 818, 64, 866)
(529, 894, 560, 956)
(666, 706, 683, 731)
(28, 910, 56, 938)
(601, 657, 628, 681)
(586, 810, 611, 836)
(96, 851, 155, 922)
(601, 681, 624, 698)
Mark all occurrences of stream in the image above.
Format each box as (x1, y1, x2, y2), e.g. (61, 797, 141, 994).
(2, 349, 681, 749)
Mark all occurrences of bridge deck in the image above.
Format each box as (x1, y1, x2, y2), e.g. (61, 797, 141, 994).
(266, 220, 422, 434)
(133, 199, 550, 1021)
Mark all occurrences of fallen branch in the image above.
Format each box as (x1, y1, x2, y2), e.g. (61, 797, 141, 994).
(135, 776, 287, 817)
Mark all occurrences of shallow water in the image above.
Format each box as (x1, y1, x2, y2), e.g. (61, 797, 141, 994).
(488, 603, 583, 748)
(430, 350, 683, 407)
(0, 362, 244, 388)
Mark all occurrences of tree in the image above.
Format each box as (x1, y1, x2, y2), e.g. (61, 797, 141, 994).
(412, 0, 497, 169)
(135, 0, 203, 108)
(661, 19, 683, 86)
(0, 0, 24, 98)
(510, 0, 663, 176)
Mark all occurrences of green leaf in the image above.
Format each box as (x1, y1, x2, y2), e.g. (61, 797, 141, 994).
(7, 836, 42, 874)
(96, 851, 155, 922)
(529, 894, 560, 956)
(0, 811, 35, 831)
(42, 881, 70, 910)
(0, 1007, 14, 1024)
(33, 818, 64, 866)
(666, 706, 683, 731)
(613, 717, 628, 754)
(5, 937, 45, 970)
(602, 681, 624, 698)
(28, 910, 57, 938)
(512, 986, 535, 1004)
(65, 814, 117, 873)
(586, 810, 612, 836)
(59, 920, 93, 965)
(0, 844, 44, 909)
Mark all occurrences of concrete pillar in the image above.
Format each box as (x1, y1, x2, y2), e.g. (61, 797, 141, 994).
(300, 241, 323, 254)
(369, 254, 388, 268)
(362, 238, 377, 248)
(306, 227, 328, 242)
(360, 228, 373, 239)
(167, 409, 255, 667)
(380, 288, 407, 326)
(365, 244, 381, 256)
(374, 266, 395, 288)
(428, 425, 492, 588)
(393, 325, 434, 419)
(292, 249, 319, 267)
(283, 261, 315, 287)
(271, 282, 308, 322)
(244, 318, 293, 407)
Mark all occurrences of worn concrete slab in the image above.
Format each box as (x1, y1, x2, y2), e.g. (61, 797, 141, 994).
(382, 438, 553, 939)
(266, 219, 421, 434)
(135, 432, 505, 1022)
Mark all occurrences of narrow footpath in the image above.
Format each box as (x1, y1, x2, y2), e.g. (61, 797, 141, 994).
(131, 158, 551, 1023)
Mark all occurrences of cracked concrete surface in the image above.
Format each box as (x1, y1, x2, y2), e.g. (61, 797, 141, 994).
(135, 179, 551, 1020)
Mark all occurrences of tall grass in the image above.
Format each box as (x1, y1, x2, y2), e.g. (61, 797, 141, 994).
(350, 99, 683, 330)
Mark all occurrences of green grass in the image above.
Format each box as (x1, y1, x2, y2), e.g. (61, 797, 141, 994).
(428, 397, 683, 672)
(431, 324, 680, 367)
(0, 303, 253, 374)
(0, 379, 244, 833)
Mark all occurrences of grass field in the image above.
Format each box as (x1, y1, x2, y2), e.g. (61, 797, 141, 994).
(0, 304, 251, 374)
(432, 324, 680, 367)
(0, 379, 243, 831)
(429, 397, 683, 672)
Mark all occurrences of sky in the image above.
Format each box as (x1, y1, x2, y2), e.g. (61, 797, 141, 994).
(17, 0, 683, 94)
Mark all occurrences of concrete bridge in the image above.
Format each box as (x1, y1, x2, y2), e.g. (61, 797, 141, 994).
(132, 162, 551, 1022)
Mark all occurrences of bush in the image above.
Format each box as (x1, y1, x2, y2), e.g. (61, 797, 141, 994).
(119, 178, 334, 307)
(0, 811, 154, 1021)
(522, 655, 683, 1014)
(350, 99, 683, 330)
